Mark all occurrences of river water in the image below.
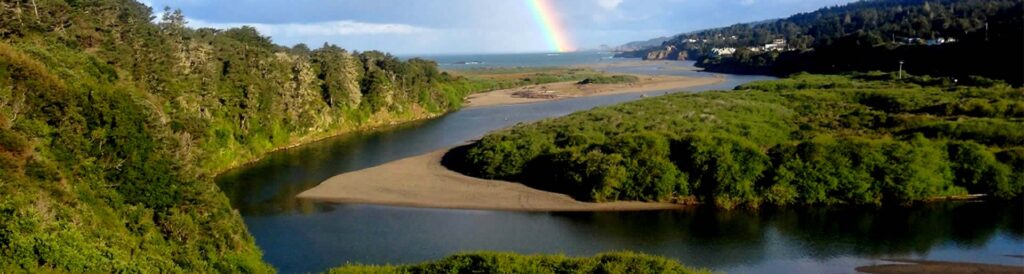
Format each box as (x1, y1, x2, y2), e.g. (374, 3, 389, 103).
(217, 59, 1024, 273)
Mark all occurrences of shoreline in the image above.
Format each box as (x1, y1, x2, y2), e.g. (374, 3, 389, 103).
(293, 66, 728, 212)
(857, 259, 1024, 274)
(212, 64, 722, 177)
(297, 149, 688, 212)
(463, 74, 725, 108)
(209, 110, 444, 177)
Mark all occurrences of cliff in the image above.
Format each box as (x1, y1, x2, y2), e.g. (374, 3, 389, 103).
(615, 45, 689, 61)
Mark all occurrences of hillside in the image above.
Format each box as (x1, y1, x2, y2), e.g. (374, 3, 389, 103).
(615, 35, 674, 52)
(446, 73, 1024, 208)
(0, 0, 493, 272)
(618, 0, 1023, 85)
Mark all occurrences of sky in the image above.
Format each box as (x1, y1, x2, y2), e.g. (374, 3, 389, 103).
(140, 0, 858, 55)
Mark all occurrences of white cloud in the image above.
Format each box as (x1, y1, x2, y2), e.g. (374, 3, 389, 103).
(596, 0, 624, 10)
(188, 19, 432, 37)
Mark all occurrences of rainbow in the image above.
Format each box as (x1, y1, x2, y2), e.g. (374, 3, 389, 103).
(526, 0, 574, 52)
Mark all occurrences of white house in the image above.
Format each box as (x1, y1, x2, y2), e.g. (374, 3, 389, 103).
(764, 39, 787, 51)
(712, 47, 736, 56)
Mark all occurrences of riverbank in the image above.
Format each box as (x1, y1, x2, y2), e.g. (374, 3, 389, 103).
(208, 107, 444, 176)
(215, 65, 718, 175)
(296, 148, 687, 211)
(856, 259, 1024, 274)
(463, 74, 724, 108)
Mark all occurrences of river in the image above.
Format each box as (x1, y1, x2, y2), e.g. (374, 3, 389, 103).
(216, 60, 1023, 273)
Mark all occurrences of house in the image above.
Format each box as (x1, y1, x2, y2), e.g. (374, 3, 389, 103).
(926, 38, 958, 46)
(764, 39, 787, 51)
(903, 37, 923, 45)
(711, 47, 736, 56)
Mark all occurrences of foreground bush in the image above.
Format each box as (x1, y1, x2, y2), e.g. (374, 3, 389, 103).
(327, 252, 715, 274)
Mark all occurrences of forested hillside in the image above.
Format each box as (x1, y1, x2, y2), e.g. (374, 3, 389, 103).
(447, 73, 1024, 208)
(0, 0, 486, 272)
(619, 0, 1023, 85)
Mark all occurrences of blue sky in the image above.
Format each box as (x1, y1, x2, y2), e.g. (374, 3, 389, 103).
(141, 0, 857, 55)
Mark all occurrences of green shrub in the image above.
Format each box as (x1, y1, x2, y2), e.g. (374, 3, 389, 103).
(451, 74, 1024, 208)
(601, 133, 682, 201)
(768, 137, 882, 205)
(672, 134, 769, 208)
(526, 148, 628, 201)
(946, 142, 1014, 197)
(577, 75, 640, 85)
(994, 148, 1024, 198)
(327, 252, 716, 274)
(903, 119, 1024, 146)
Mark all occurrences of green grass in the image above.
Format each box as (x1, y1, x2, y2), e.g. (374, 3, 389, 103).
(327, 252, 716, 274)
(577, 75, 640, 85)
(448, 68, 611, 93)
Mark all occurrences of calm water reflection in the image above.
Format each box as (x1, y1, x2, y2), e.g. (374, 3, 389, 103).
(217, 62, 1024, 273)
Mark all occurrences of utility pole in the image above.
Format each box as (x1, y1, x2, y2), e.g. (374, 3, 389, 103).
(985, 22, 989, 41)
(898, 60, 904, 80)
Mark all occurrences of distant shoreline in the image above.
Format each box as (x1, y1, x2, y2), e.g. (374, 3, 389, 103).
(463, 73, 725, 108)
(296, 149, 687, 211)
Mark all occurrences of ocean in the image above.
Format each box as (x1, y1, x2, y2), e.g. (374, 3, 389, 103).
(407, 51, 626, 69)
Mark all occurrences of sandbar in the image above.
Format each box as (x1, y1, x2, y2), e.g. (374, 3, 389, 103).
(296, 149, 687, 211)
(463, 74, 724, 108)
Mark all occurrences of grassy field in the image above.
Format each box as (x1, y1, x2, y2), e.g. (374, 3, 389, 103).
(577, 75, 640, 85)
(447, 67, 633, 92)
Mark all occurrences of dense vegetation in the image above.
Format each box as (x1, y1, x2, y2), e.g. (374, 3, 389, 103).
(452, 67, 639, 87)
(621, 0, 1023, 85)
(0, 0, 521, 272)
(447, 73, 1024, 208)
(452, 67, 614, 91)
(327, 252, 714, 274)
(577, 75, 640, 85)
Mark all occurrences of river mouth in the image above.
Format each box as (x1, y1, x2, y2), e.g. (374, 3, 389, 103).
(215, 61, 1024, 273)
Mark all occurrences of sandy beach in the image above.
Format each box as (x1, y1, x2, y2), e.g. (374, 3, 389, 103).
(463, 74, 724, 108)
(297, 149, 687, 211)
